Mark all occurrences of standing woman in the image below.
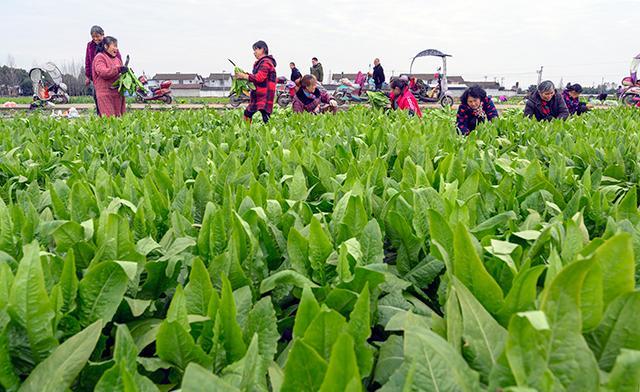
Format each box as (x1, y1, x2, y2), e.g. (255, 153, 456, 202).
(456, 85, 499, 135)
(562, 83, 591, 115)
(235, 41, 277, 123)
(85, 25, 121, 115)
(524, 81, 569, 121)
(92, 36, 127, 117)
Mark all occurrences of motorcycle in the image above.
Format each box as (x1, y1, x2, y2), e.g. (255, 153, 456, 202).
(332, 72, 369, 105)
(28, 63, 69, 108)
(136, 73, 173, 104)
(276, 76, 297, 108)
(620, 53, 640, 107)
(407, 49, 455, 107)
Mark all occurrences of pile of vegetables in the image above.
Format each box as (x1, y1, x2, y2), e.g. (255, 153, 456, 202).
(231, 66, 255, 96)
(366, 91, 390, 109)
(0, 107, 639, 391)
(113, 67, 145, 96)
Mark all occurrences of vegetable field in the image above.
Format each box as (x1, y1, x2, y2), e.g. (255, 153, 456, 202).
(0, 107, 639, 391)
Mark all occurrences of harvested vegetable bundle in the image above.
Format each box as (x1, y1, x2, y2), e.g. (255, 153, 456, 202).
(367, 91, 390, 109)
(113, 68, 145, 96)
(231, 66, 255, 96)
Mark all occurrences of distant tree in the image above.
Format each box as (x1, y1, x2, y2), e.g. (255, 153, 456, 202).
(19, 78, 33, 96)
(62, 73, 85, 96)
(0, 64, 29, 96)
(5, 55, 18, 86)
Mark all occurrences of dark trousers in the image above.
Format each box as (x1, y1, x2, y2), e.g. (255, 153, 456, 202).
(91, 82, 101, 115)
(244, 108, 271, 123)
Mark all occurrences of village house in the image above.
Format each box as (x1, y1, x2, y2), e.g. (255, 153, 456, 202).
(151, 72, 204, 97)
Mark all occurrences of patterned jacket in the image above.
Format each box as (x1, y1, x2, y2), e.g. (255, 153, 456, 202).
(456, 97, 499, 135)
(247, 55, 277, 114)
(562, 91, 589, 115)
(292, 87, 332, 113)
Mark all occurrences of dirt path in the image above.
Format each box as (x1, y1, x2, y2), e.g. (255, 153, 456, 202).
(0, 102, 613, 112)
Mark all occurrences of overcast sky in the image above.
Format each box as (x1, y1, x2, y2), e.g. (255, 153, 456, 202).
(1, 0, 636, 87)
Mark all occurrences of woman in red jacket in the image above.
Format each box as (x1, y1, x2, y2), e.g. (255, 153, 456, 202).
(234, 41, 277, 123)
(92, 36, 127, 117)
(389, 78, 422, 117)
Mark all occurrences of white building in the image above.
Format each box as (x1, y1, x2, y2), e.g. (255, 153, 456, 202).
(151, 73, 204, 97)
(204, 73, 232, 88)
(201, 73, 233, 97)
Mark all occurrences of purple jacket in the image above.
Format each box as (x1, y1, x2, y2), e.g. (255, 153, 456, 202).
(292, 87, 332, 113)
(85, 41, 121, 80)
(562, 91, 589, 115)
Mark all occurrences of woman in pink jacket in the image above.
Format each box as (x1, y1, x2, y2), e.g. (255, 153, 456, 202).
(85, 26, 121, 115)
(92, 36, 127, 117)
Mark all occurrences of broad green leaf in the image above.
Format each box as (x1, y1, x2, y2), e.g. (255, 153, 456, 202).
(373, 335, 403, 385)
(496, 265, 545, 326)
(166, 285, 189, 332)
(281, 339, 327, 392)
(184, 257, 213, 316)
(156, 321, 211, 370)
(287, 227, 309, 275)
(182, 363, 240, 392)
(259, 270, 318, 294)
(219, 274, 247, 363)
(452, 222, 504, 314)
(128, 318, 162, 353)
(220, 334, 268, 391)
(77, 260, 128, 327)
(95, 213, 139, 262)
(244, 297, 279, 370)
(428, 209, 453, 266)
(318, 333, 361, 392)
(8, 242, 57, 362)
(347, 283, 373, 377)
(303, 307, 347, 361)
(388, 325, 481, 391)
(587, 291, 640, 371)
(293, 286, 320, 339)
(445, 282, 463, 351)
(193, 169, 213, 224)
(19, 321, 102, 392)
(580, 261, 604, 332)
(452, 277, 507, 382)
(95, 325, 159, 392)
(308, 217, 333, 273)
(358, 219, 384, 265)
(592, 233, 635, 309)
(332, 192, 368, 244)
(0, 325, 19, 391)
(288, 166, 308, 201)
(504, 311, 561, 391)
(604, 349, 640, 392)
(539, 257, 600, 390)
(52, 221, 84, 253)
(56, 250, 78, 314)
